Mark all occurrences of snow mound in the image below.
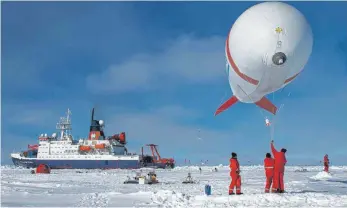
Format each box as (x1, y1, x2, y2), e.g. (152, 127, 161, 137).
(1, 165, 26, 170)
(2, 165, 347, 207)
(310, 171, 333, 180)
(173, 166, 201, 171)
(294, 167, 308, 172)
(151, 190, 190, 207)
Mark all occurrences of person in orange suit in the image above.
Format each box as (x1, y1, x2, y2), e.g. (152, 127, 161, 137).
(324, 154, 329, 172)
(264, 153, 274, 193)
(229, 152, 242, 195)
(271, 140, 287, 193)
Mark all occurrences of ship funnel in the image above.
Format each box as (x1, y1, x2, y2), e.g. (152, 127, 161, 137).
(89, 107, 101, 132)
(88, 107, 106, 140)
(91, 108, 95, 123)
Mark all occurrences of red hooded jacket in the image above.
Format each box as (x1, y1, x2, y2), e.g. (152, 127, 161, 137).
(229, 158, 240, 174)
(271, 143, 287, 173)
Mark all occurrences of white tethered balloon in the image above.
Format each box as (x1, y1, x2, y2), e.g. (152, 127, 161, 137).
(215, 2, 313, 116)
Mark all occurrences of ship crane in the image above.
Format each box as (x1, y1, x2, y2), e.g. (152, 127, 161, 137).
(141, 144, 175, 169)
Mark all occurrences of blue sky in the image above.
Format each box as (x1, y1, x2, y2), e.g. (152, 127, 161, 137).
(1, 1, 347, 165)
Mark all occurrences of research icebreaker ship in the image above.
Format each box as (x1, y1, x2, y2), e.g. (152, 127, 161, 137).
(11, 108, 140, 169)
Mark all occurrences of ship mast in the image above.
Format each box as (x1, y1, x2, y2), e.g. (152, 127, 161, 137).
(56, 109, 73, 141)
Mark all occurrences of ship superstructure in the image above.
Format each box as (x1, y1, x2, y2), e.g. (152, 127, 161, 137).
(11, 108, 139, 169)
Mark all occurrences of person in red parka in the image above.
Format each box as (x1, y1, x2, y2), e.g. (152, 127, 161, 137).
(229, 152, 242, 195)
(324, 154, 329, 172)
(264, 153, 274, 193)
(271, 140, 287, 193)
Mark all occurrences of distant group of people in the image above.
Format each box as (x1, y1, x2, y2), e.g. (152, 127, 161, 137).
(228, 140, 287, 195)
(229, 141, 331, 195)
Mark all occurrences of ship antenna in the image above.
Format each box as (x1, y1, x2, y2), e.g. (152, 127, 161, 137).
(56, 108, 73, 141)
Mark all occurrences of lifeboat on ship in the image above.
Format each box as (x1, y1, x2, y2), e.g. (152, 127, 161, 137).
(79, 145, 92, 151)
(109, 132, 126, 144)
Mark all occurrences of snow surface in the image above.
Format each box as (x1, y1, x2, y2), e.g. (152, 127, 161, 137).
(1, 165, 347, 207)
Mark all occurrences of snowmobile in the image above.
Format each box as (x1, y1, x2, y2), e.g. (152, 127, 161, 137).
(294, 167, 308, 172)
(124, 171, 159, 184)
(182, 172, 197, 184)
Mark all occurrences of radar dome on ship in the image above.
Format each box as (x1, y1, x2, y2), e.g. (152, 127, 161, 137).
(52, 133, 57, 138)
(99, 120, 104, 126)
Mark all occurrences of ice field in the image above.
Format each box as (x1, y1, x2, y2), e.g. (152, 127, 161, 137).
(1, 165, 347, 207)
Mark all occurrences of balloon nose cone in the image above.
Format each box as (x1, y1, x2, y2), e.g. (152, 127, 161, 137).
(272, 52, 287, 66)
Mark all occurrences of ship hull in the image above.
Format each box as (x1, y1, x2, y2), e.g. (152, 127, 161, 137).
(11, 157, 140, 169)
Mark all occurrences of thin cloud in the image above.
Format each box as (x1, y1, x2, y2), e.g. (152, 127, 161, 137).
(86, 35, 225, 94)
(3, 100, 92, 127)
(103, 105, 244, 162)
